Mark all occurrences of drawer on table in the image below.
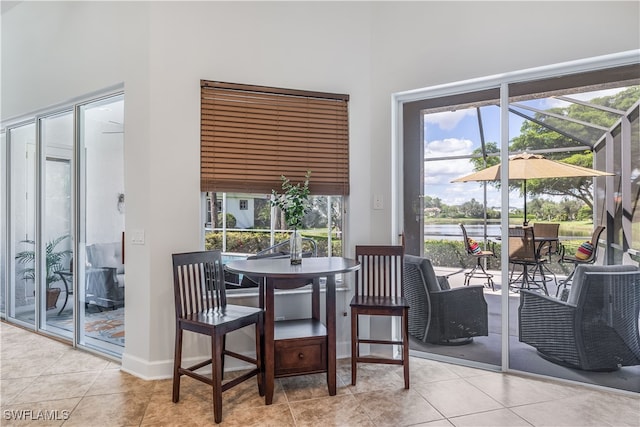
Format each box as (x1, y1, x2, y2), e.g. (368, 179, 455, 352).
(274, 337, 327, 376)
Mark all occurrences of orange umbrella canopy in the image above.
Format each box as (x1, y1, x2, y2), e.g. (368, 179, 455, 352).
(451, 152, 613, 225)
(451, 152, 613, 182)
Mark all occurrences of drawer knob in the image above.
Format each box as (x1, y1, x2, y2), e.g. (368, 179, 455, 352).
(298, 353, 304, 359)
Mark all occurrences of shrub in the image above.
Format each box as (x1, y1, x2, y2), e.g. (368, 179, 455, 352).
(205, 231, 342, 256)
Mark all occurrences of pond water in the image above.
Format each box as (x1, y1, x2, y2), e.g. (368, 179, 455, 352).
(424, 223, 589, 241)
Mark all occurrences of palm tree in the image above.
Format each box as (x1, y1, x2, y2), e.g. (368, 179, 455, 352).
(15, 235, 72, 289)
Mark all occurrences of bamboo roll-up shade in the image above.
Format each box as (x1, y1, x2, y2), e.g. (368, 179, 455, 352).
(201, 80, 350, 195)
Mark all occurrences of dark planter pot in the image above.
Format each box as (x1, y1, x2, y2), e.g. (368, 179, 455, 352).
(46, 287, 61, 310)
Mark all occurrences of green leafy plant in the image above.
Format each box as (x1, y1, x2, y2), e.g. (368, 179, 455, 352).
(271, 171, 311, 229)
(15, 235, 72, 289)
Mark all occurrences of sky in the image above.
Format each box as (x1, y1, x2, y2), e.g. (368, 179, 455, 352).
(422, 88, 626, 209)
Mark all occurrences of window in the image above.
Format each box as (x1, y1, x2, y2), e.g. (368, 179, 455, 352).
(200, 81, 350, 195)
(200, 81, 349, 266)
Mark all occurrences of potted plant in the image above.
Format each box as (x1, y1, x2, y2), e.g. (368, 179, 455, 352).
(271, 171, 311, 264)
(15, 235, 72, 310)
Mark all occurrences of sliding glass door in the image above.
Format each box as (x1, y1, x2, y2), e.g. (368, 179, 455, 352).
(2, 90, 125, 358)
(77, 94, 125, 355)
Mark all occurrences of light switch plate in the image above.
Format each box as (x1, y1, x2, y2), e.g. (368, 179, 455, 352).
(373, 194, 384, 210)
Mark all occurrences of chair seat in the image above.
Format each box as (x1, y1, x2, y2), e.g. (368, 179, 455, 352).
(181, 305, 263, 327)
(474, 251, 494, 257)
(350, 295, 409, 309)
(561, 254, 587, 263)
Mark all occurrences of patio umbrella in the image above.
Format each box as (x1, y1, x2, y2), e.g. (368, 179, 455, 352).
(451, 153, 613, 224)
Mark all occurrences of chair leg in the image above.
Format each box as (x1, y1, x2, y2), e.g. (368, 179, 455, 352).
(351, 308, 358, 386)
(220, 334, 226, 381)
(466, 259, 494, 290)
(556, 265, 577, 297)
(212, 333, 224, 424)
(172, 327, 183, 403)
(402, 309, 410, 389)
(255, 314, 265, 397)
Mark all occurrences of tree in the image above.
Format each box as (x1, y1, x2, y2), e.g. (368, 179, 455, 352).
(470, 87, 639, 210)
(460, 198, 485, 218)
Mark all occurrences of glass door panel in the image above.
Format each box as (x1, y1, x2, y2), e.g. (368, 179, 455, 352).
(1, 131, 5, 317)
(8, 123, 37, 326)
(78, 94, 125, 356)
(40, 112, 74, 337)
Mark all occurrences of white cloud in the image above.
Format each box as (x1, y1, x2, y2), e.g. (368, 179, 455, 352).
(424, 109, 474, 131)
(425, 137, 473, 157)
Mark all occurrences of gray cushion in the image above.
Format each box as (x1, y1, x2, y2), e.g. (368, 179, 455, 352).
(405, 255, 441, 292)
(567, 264, 638, 305)
(87, 242, 124, 274)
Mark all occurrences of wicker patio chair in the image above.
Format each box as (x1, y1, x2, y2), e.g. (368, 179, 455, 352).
(403, 255, 488, 345)
(519, 264, 640, 371)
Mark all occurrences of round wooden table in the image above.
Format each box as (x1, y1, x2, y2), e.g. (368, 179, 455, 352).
(225, 257, 360, 405)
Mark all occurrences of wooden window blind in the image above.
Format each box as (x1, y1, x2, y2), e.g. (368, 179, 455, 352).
(201, 81, 350, 195)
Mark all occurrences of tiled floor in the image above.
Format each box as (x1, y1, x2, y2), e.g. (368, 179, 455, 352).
(1, 322, 638, 426)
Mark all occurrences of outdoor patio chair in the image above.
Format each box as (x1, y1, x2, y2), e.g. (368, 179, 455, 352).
(403, 255, 488, 345)
(351, 245, 409, 389)
(557, 225, 605, 297)
(459, 223, 495, 290)
(533, 222, 560, 261)
(508, 226, 555, 295)
(171, 250, 264, 423)
(519, 264, 640, 371)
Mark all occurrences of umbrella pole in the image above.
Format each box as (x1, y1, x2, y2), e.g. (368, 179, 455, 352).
(523, 180, 528, 226)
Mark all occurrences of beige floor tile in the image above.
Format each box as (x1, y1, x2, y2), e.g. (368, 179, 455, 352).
(1, 333, 67, 361)
(441, 362, 500, 379)
(351, 388, 444, 426)
(290, 393, 374, 427)
(1, 377, 37, 404)
(337, 361, 407, 393)
(412, 420, 455, 427)
(85, 368, 157, 396)
(465, 372, 578, 407)
(449, 408, 532, 426)
(1, 355, 59, 380)
(0, 397, 80, 427)
(44, 348, 110, 375)
(413, 378, 503, 418)
(280, 372, 351, 402)
(406, 357, 465, 384)
(141, 391, 215, 426)
(220, 403, 295, 427)
(64, 392, 149, 427)
(2, 324, 637, 427)
(511, 388, 640, 427)
(12, 371, 100, 404)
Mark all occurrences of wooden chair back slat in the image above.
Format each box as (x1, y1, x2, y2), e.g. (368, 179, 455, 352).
(355, 245, 404, 298)
(172, 251, 227, 318)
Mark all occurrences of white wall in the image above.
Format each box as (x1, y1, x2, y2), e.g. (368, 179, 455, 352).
(2, 1, 639, 378)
